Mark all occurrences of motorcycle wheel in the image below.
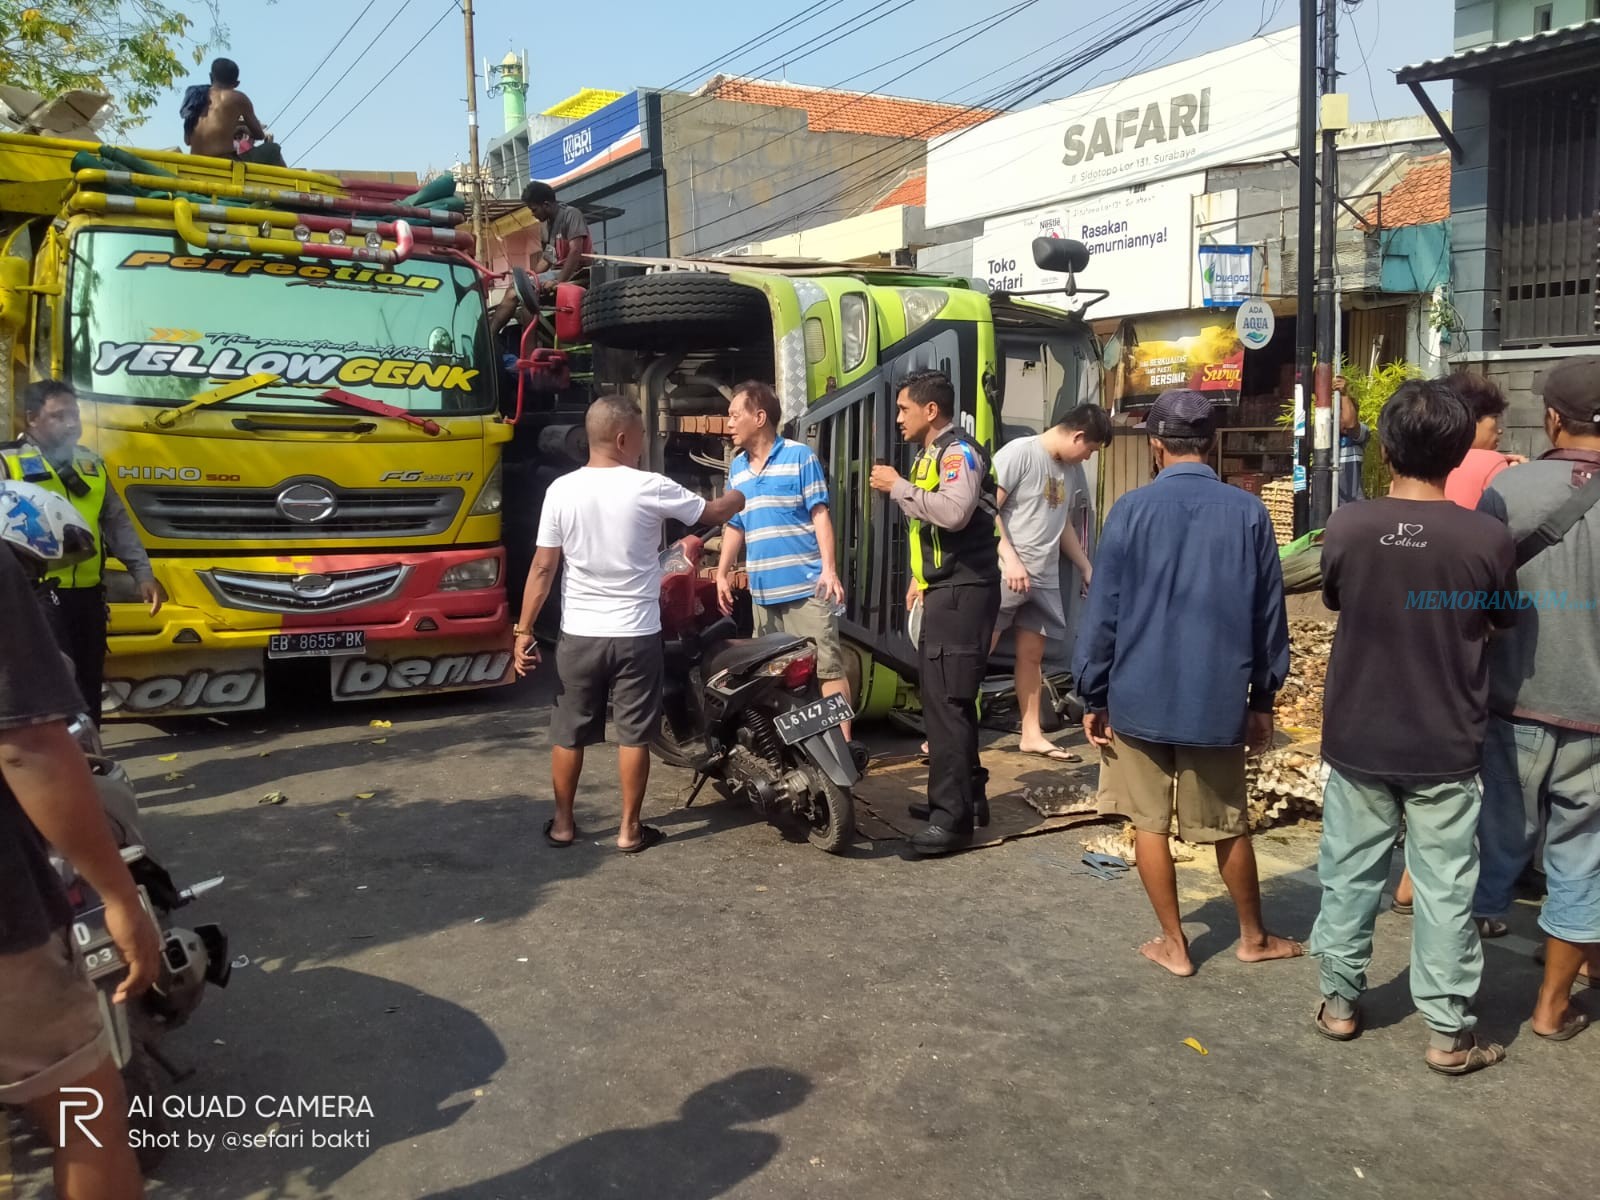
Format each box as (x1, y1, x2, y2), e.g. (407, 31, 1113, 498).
(804, 769, 855, 855)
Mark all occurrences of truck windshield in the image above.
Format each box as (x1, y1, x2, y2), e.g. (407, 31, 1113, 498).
(67, 229, 494, 415)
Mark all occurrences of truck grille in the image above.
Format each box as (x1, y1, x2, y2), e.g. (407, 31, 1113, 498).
(127, 481, 462, 540)
(203, 565, 408, 614)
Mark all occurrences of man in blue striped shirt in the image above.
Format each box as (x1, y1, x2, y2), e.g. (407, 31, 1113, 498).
(715, 381, 856, 744)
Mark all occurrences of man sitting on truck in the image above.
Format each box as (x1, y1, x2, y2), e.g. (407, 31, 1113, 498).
(523, 180, 591, 289)
(184, 57, 285, 166)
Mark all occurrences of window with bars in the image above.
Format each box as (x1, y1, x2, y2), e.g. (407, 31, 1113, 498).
(1496, 77, 1600, 346)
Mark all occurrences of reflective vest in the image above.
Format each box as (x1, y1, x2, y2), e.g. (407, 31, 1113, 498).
(908, 426, 1000, 590)
(0, 442, 107, 588)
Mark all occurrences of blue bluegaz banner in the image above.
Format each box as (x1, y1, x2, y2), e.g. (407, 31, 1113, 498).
(1199, 244, 1253, 308)
(528, 93, 645, 188)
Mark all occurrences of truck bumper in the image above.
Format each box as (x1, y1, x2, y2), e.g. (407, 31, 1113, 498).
(104, 548, 512, 718)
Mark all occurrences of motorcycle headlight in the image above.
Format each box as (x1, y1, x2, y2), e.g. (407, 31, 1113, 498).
(439, 557, 501, 590)
(468, 460, 503, 516)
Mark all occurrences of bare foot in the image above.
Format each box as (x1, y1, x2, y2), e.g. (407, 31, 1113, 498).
(1236, 933, 1304, 963)
(1139, 934, 1196, 977)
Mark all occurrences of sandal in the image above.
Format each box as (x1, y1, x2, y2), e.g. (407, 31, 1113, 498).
(1391, 900, 1414, 916)
(618, 824, 665, 854)
(1474, 917, 1509, 939)
(1314, 1000, 1361, 1042)
(1425, 1038, 1507, 1076)
(1533, 1010, 1591, 1042)
(543, 818, 578, 848)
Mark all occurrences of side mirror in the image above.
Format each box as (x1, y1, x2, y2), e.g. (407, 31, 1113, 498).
(1032, 238, 1090, 275)
(0, 257, 29, 333)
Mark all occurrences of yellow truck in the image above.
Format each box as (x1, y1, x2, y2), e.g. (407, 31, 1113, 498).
(0, 133, 512, 718)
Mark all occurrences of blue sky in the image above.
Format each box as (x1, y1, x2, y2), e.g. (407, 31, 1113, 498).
(133, 0, 1455, 174)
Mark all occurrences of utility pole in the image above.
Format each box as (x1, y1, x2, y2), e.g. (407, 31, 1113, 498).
(462, 0, 487, 257)
(1310, 0, 1340, 529)
(1293, 0, 1318, 536)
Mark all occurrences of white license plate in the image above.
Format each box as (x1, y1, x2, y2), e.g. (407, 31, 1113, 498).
(772, 693, 853, 745)
(268, 631, 366, 659)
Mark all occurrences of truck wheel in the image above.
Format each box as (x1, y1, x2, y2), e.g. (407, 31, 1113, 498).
(581, 274, 769, 351)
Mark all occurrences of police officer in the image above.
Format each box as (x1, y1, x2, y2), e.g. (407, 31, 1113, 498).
(870, 369, 1002, 855)
(2, 380, 165, 720)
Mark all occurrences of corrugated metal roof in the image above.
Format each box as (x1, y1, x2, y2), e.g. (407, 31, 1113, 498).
(541, 89, 626, 118)
(1396, 19, 1600, 83)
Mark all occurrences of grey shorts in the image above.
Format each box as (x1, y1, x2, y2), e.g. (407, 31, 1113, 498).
(0, 930, 111, 1105)
(994, 586, 1066, 642)
(550, 633, 664, 749)
(753, 595, 845, 680)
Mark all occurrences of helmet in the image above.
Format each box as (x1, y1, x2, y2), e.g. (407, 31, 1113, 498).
(0, 480, 94, 567)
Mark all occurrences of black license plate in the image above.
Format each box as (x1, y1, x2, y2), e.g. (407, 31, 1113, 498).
(267, 631, 366, 659)
(773, 693, 853, 745)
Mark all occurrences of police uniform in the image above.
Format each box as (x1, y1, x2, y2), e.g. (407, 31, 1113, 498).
(890, 424, 1002, 847)
(1, 437, 154, 719)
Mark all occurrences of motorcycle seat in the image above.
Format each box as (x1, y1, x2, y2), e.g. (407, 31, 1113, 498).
(704, 633, 809, 679)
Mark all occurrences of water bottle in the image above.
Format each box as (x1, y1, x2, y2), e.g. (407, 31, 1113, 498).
(817, 579, 846, 619)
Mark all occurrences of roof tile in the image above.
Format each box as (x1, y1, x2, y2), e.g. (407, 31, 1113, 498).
(873, 172, 926, 210)
(697, 75, 994, 139)
(1365, 153, 1451, 228)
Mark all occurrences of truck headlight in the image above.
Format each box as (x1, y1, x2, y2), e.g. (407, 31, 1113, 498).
(468, 460, 503, 515)
(901, 289, 948, 334)
(439, 557, 501, 590)
(840, 293, 868, 372)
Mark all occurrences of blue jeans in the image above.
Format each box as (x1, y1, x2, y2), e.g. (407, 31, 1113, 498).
(1474, 715, 1600, 942)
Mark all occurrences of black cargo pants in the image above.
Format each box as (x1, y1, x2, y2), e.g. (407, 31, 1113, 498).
(41, 584, 107, 725)
(917, 580, 1001, 832)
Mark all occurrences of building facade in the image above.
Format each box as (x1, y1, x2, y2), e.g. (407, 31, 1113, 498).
(1399, 6, 1600, 453)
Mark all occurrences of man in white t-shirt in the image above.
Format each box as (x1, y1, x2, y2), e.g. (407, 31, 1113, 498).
(513, 396, 745, 853)
(992, 403, 1109, 759)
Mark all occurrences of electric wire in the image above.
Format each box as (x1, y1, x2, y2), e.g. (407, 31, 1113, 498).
(269, 0, 380, 130)
(297, 1, 459, 161)
(280, 0, 419, 147)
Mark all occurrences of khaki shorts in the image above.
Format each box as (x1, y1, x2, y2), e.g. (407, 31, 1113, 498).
(753, 595, 845, 681)
(0, 931, 111, 1105)
(1099, 731, 1248, 844)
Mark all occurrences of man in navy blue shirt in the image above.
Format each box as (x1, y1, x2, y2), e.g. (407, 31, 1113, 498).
(1074, 389, 1297, 977)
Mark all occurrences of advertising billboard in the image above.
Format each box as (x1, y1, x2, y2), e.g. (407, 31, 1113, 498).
(528, 91, 646, 189)
(927, 29, 1299, 227)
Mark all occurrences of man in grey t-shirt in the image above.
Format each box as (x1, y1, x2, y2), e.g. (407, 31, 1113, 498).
(993, 405, 1110, 759)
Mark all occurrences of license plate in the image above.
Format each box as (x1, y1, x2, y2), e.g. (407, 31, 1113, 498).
(268, 631, 366, 659)
(71, 889, 155, 981)
(773, 693, 853, 745)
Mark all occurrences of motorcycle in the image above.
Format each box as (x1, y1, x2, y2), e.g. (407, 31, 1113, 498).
(52, 713, 230, 1164)
(652, 536, 859, 853)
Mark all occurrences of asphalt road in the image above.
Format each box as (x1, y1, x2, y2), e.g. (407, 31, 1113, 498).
(7, 676, 1594, 1199)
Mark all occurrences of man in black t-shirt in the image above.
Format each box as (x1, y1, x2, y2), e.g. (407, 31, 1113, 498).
(1308, 380, 1517, 1077)
(0, 546, 159, 1196)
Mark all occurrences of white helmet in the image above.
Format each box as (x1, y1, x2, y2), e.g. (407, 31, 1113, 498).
(0, 480, 95, 567)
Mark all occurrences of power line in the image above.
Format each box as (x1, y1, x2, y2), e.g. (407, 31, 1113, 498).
(658, 0, 855, 94)
(698, 0, 1213, 253)
(270, 0, 380, 130)
(281, 0, 419, 146)
(297, 2, 458, 161)
(659, 0, 1044, 228)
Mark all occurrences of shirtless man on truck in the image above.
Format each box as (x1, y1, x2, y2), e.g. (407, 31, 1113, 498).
(185, 58, 284, 165)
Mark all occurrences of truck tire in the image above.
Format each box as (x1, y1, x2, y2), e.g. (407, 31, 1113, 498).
(581, 274, 769, 351)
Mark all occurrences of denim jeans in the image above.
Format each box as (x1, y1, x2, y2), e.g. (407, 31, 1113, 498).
(1474, 715, 1600, 942)
(1311, 768, 1483, 1034)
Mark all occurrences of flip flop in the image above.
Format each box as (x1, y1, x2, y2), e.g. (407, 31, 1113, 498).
(1475, 917, 1509, 939)
(1391, 900, 1414, 916)
(1533, 1010, 1591, 1042)
(618, 824, 665, 855)
(1314, 1000, 1361, 1042)
(543, 818, 578, 848)
(1425, 1038, 1506, 1076)
(1021, 747, 1082, 763)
